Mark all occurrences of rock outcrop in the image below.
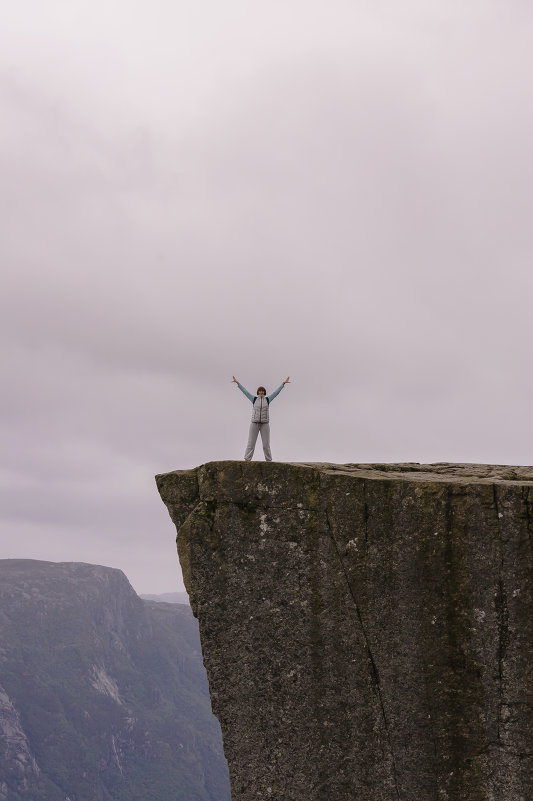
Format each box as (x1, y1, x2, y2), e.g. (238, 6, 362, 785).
(156, 461, 533, 801)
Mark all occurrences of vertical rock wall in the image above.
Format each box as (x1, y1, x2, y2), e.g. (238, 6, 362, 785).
(156, 461, 533, 801)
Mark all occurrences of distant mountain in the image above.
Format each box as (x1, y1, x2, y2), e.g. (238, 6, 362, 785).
(140, 591, 190, 605)
(0, 559, 230, 801)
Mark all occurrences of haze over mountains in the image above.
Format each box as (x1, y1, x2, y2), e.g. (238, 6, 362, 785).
(0, 559, 230, 801)
(141, 591, 190, 605)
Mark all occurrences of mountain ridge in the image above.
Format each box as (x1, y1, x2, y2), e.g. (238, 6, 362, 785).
(0, 558, 230, 801)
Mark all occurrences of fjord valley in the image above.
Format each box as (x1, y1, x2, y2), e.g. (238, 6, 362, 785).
(0, 559, 230, 801)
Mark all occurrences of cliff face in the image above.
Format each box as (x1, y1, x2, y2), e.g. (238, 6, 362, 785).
(156, 461, 533, 801)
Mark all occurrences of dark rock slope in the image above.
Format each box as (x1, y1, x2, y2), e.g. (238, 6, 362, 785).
(0, 559, 230, 801)
(156, 461, 533, 801)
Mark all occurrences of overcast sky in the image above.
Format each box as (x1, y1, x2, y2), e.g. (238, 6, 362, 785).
(2, 1, 533, 593)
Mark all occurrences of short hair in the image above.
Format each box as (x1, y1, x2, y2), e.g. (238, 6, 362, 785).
(257, 386, 266, 394)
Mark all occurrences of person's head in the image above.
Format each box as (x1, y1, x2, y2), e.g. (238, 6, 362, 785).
(257, 386, 266, 396)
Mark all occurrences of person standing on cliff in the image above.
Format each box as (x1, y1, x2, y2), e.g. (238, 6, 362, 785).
(232, 376, 290, 461)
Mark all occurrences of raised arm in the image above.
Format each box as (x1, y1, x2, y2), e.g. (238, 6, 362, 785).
(232, 376, 255, 403)
(268, 376, 290, 403)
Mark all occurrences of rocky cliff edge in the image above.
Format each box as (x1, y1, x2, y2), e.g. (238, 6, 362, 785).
(156, 461, 533, 801)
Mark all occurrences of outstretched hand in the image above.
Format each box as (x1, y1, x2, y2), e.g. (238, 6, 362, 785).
(283, 376, 290, 384)
(232, 376, 239, 384)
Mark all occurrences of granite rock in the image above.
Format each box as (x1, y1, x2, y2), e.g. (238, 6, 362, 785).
(156, 461, 533, 801)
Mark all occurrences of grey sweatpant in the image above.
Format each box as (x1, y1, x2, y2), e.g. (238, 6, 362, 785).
(244, 422, 272, 461)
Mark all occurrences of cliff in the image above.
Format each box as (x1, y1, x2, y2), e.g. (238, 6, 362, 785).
(156, 461, 533, 801)
(0, 560, 230, 801)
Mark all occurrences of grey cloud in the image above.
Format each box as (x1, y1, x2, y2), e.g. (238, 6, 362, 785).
(1, 2, 533, 591)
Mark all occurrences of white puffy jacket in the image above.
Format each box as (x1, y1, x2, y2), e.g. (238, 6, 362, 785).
(237, 383, 285, 424)
(251, 394, 270, 423)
